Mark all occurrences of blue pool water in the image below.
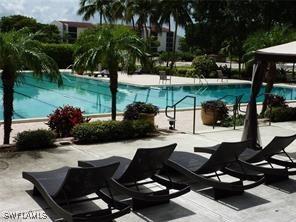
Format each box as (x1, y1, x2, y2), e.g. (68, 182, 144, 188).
(0, 73, 296, 120)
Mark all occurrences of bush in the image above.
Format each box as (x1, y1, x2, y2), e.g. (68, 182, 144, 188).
(178, 52, 195, 62)
(266, 94, 286, 107)
(72, 120, 155, 144)
(220, 114, 245, 127)
(15, 129, 56, 150)
(42, 43, 74, 69)
(264, 106, 296, 122)
(192, 55, 218, 77)
(47, 105, 89, 137)
(123, 102, 159, 120)
(155, 66, 194, 77)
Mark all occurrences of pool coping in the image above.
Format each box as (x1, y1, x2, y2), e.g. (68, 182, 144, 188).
(3, 100, 296, 124)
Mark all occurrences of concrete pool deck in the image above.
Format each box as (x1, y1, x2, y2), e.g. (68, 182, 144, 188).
(0, 121, 296, 221)
(71, 71, 252, 87)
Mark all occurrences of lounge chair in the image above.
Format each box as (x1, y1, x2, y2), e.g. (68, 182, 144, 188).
(217, 70, 228, 82)
(23, 163, 130, 222)
(159, 71, 172, 84)
(100, 69, 110, 77)
(195, 134, 296, 184)
(78, 144, 190, 210)
(166, 141, 265, 199)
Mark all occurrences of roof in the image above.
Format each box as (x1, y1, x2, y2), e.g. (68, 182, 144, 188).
(58, 21, 94, 28)
(255, 41, 296, 62)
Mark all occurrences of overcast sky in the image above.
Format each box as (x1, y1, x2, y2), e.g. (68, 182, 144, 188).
(0, 0, 185, 36)
(0, 0, 98, 23)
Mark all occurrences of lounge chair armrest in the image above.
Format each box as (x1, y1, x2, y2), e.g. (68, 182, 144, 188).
(109, 177, 188, 202)
(194, 144, 220, 154)
(238, 160, 288, 176)
(268, 157, 296, 170)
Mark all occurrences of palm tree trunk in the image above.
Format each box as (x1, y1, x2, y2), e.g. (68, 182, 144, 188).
(1, 68, 14, 144)
(132, 17, 135, 30)
(109, 70, 118, 120)
(261, 62, 276, 115)
(100, 12, 103, 25)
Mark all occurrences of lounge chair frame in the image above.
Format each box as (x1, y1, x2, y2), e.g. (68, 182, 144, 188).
(167, 141, 265, 199)
(195, 134, 296, 185)
(79, 144, 190, 210)
(23, 163, 130, 222)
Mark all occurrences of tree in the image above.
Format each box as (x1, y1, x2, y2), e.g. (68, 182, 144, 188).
(74, 25, 148, 120)
(78, 0, 113, 25)
(159, 0, 193, 53)
(0, 15, 38, 32)
(34, 24, 61, 43)
(0, 15, 61, 43)
(0, 31, 62, 144)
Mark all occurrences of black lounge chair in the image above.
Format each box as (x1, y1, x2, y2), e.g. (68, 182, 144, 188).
(78, 144, 190, 210)
(197, 134, 296, 184)
(166, 141, 265, 199)
(23, 163, 130, 222)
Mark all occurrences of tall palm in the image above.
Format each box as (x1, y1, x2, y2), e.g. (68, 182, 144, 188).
(159, 0, 193, 52)
(0, 31, 61, 144)
(78, 0, 112, 25)
(74, 26, 147, 120)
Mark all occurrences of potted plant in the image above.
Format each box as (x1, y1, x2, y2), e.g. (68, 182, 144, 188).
(123, 102, 159, 125)
(201, 100, 228, 125)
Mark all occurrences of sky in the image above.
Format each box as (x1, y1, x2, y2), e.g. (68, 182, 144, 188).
(0, 0, 185, 36)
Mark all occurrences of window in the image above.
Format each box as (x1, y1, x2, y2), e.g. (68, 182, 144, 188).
(166, 32, 174, 52)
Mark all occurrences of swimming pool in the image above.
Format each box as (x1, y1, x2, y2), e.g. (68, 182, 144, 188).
(0, 72, 296, 120)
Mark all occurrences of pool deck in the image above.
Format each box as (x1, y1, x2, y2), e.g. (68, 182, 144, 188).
(71, 71, 252, 87)
(1, 121, 296, 221)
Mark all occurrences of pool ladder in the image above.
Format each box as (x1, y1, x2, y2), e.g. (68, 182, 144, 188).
(165, 95, 197, 134)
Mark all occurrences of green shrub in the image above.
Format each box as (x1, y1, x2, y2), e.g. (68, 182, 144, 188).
(192, 55, 218, 77)
(155, 66, 194, 77)
(178, 52, 195, 61)
(264, 106, 296, 122)
(15, 129, 56, 150)
(42, 43, 74, 68)
(220, 114, 245, 127)
(72, 120, 155, 144)
(123, 102, 159, 120)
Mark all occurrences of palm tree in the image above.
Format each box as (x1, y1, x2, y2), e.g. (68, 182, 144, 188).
(78, 0, 113, 25)
(159, 0, 193, 52)
(0, 31, 61, 144)
(74, 26, 148, 120)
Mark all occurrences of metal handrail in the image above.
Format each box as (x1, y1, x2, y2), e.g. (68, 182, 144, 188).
(200, 74, 209, 86)
(165, 95, 197, 134)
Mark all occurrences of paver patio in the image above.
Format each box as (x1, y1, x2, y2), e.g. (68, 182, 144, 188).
(0, 121, 296, 222)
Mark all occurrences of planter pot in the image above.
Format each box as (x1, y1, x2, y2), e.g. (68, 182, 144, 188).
(201, 108, 222, 125)
(139, 113, 155, 125)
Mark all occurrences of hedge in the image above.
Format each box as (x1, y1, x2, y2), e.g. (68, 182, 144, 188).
(264, 107, 296, 122)
(156, 66, 195, 77)
(72, 119, 155, 144)
(42, 43, 74, 69)
(15, 129, 56, 150)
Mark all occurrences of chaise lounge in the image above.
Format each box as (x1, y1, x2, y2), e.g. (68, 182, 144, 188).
(198, 134, 296, 184)
(78, 143, 190, 210)
(166, 140, 265, 199)
(23, 163, 130, 222)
